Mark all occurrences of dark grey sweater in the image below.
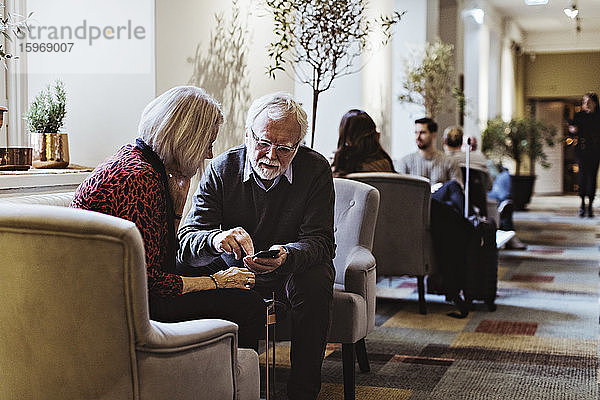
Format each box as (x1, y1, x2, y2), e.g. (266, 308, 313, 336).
(177, 145, 335, 277)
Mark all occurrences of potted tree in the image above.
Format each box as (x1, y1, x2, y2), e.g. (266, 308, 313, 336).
(398, 39, 457, 120)
(25, 80, 69, 169)
(482, 117, 557, 210)
(265, 0, 403, 148)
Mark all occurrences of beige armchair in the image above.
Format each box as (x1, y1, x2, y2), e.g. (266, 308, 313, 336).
(346, 172, 433, 314)
(0, 204, 259, 400)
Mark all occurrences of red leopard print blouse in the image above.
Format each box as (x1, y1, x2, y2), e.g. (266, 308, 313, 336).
(71, 145, 183, 297)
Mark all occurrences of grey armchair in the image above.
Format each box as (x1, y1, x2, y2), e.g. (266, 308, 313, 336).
(346, 172, 433, 314)
(0, 204, 259, 400)
(328, 178, 380, 400)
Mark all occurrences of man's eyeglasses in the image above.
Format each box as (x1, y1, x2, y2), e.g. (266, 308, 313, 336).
(251, 128, 300, 156)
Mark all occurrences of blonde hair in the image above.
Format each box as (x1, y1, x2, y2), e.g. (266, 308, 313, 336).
(138, 86, 224, 176)
(245, 92, 308, 141)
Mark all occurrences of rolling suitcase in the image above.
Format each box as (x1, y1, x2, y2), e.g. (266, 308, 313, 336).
(462, 138, 499, 312)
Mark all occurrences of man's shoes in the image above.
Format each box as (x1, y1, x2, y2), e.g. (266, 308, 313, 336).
(588, 205, 594, 218)
(579, 207, 586, 218)
(505, 236, 527, 250)
(498, 199, 514, 221)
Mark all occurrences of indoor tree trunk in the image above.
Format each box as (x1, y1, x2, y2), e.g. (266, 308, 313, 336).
(310, 90, 320, 149)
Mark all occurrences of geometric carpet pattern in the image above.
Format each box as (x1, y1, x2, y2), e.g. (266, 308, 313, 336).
(260, 202, 600, 399)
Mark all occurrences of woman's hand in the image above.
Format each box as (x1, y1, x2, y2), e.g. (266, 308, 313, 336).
(212, 267, 256, 289)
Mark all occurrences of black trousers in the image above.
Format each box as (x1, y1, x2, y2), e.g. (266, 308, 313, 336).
(577, 155, 600, 200)
(149, 288, 266, 351)
(255, 263, 334, 400)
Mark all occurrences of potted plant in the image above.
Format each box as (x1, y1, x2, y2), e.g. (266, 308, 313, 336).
(398, 39, 457, 120)
(25, 80, 69, 169)
(482, 116, 557, 209)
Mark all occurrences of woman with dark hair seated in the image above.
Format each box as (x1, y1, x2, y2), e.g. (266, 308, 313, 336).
(331, 109, 395, 177)
(70, 86, 265, 350)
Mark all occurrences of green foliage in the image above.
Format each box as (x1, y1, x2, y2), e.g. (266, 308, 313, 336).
(398, 40, 456, 119)
(25, 80, 67, 133)
(482, 117, 556, 176)
(188, 0, 251, 155)
(0, 4, 32, 63)
(265, 0, 404, 147)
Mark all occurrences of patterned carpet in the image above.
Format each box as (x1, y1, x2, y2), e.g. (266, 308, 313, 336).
(260, 195, 600, 399)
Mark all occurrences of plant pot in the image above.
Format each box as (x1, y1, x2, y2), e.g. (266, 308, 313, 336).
(510, 175, 536, 210)
(30, 132, 69, 169)
(0, 147, 33, 170)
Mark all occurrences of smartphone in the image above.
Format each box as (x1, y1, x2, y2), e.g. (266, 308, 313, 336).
(252, 249, 280, 259)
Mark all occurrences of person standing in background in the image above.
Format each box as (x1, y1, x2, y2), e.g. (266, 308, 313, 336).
(569, 92, 600, 218)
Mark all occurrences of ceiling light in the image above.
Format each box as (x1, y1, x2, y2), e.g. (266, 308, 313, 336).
(564, 5, 579, 19)
(462, 8, 484, 25)
(525, 0, 548, 5)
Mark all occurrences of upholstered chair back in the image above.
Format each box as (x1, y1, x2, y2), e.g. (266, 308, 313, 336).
(346, 172, 433, 278)
(0, 204, 148, 398)
(0, 204, 258, 400)
(332, 178, 380, 286)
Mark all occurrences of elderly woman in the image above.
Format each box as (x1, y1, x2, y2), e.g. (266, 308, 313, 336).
(71, 86, 265, 350)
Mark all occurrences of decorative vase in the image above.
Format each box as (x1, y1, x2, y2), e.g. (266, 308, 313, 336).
(30, 132, 70, 169)
(510, 175, 536, 211)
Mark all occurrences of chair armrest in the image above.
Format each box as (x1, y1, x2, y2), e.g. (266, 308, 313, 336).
(343, 245, 377, 333)
(137, 318, 238, 353)
(343, 246, 376, 299)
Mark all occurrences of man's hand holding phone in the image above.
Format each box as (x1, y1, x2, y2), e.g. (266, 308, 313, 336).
(243, 245, 288, 274)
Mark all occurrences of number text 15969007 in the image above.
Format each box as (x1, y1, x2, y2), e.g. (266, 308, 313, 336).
(19, 42, 75, 53)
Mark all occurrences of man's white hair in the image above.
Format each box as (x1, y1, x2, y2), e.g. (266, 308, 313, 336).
(245, 92, 308, 142)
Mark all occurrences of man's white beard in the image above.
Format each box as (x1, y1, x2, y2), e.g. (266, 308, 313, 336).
(251, 156, 282, 180)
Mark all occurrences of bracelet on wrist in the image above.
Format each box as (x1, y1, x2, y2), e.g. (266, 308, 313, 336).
(209, 274, 219, 289)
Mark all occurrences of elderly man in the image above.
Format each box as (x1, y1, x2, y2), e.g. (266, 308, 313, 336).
(178, 92, 335, 400)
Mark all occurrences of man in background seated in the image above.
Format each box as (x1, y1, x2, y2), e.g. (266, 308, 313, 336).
(396, 117, 464, 214)
(177, 92, 335, 400)
(442, 126, 526, 250)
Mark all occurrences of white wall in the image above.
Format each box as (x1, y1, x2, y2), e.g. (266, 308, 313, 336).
(462, 1, 517, 146)
(155, 0, 295, 155)
(391, 0, 429, 162)
(525, 29, 600, 54)
(295, 72, 362, 160)
(23, 0, 155, 167)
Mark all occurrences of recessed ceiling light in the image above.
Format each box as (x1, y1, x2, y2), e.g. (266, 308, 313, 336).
(525, 0, 548, 5)
(564, 7, 579, 19)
